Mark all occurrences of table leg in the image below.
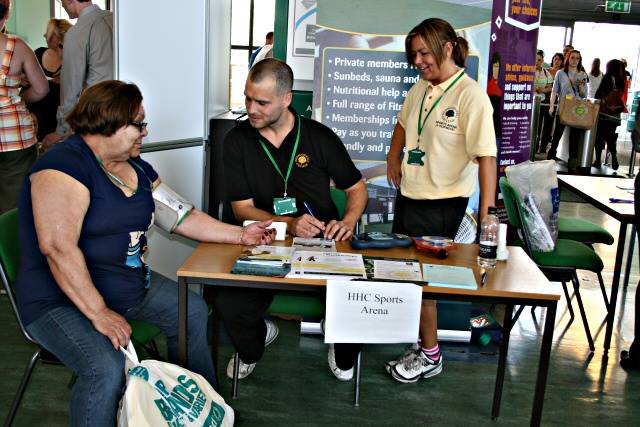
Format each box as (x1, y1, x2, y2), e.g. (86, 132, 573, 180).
(492, 303, 514, 420)
(605, 222, 627, 352)
(232, 352, 240, 399)
(178, 276, 189, 366)
(623, 224, 636, 289)
(353, 352, 362, 407)
(531, 301, 556, 427)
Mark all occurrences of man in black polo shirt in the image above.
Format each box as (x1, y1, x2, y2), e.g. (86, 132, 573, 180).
(219, 58, 368, 381)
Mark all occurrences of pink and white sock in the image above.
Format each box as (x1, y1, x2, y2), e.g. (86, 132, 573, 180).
(422, 344, 441, 361)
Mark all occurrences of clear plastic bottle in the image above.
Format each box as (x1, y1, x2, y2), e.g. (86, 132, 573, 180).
(477, 206, 499, 268)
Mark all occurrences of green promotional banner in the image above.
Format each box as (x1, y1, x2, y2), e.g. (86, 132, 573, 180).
(312, 0, 492, 236)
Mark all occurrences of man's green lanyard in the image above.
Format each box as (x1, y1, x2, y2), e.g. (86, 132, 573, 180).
(416, 70, 465, 148)
(258, 115, 301, 197)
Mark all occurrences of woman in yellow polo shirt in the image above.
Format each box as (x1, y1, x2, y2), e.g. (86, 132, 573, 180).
(385, 18, 497, 383)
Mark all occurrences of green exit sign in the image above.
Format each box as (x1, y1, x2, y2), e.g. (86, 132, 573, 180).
(606, 1, 631, 13)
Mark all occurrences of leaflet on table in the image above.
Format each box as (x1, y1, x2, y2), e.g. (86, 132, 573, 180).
(231, 262, 291, 277)
(231, 245, 294, 277)
(286, 251, 366, 280)
(422, 264, 478, 290)
(291, 237, 336, 252)
(236, 246, 294, 266)
(363, 256, 423, 282)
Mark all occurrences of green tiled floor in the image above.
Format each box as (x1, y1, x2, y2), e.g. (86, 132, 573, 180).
(1, 201, 639, 426)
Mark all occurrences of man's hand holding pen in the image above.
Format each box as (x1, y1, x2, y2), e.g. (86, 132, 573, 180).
(290, 214, 325, 237)
(293, 200, 354, 240)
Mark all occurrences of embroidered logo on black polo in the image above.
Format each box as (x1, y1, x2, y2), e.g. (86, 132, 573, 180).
(295, 153, 310, 168)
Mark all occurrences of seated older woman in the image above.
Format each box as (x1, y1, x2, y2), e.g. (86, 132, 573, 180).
(16, 80, 274, 426)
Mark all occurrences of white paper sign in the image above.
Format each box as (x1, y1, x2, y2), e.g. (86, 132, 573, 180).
(324, 280, 422, 344)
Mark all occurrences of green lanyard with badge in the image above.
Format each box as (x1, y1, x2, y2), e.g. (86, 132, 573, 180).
(408, 71, 465, 166)
(259, 115, 302, 215)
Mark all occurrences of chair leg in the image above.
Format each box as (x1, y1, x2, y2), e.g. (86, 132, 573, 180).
(4, 349, 41, 427)
(596, 272, 610, 311)
(561, 282, 575, 321)
(587, 244, 611, 310)
(511, 305, 526, 328)
(571, 273, 595, 352)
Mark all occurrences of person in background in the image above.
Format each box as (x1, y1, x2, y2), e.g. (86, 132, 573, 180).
(621, 105, 640, 371)
(27, 18, 73, 141)
(548, 52, 564, 78)
(620, 58, 631, 105)
(385, 18, 496, 383)
(17, 80, 275, 426)
(534, 49, 554, 153)
(587, 58, 603, 99)
(487, 52, 503, 138)
(547, 49, 588, 172)
(42, 0, 113, 150)
(0, 0, 49, 215)
(249, 31, 274, 68)
(563, 44, 574, 59)
(593, 59, 626, 170)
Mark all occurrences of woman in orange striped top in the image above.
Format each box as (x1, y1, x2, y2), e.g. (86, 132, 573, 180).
(0, 0, 49, 214)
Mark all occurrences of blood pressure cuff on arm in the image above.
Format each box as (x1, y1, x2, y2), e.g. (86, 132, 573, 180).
(152, 183, 194, 232)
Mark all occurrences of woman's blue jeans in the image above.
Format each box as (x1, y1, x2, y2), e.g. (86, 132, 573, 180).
(25, 275, 216, 427)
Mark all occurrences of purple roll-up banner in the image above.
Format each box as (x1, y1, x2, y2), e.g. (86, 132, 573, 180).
(488, 0, 542, 180)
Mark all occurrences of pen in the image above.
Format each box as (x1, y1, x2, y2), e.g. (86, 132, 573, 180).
(303, 201, 317, 216)
(480, 268, 488, 287)
(609, 198, 634, 204)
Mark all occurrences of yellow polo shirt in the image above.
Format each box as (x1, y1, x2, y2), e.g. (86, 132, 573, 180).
(398, 69, 497, 200)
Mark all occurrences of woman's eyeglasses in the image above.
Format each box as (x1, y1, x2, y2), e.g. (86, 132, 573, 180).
(129, 121, 148, 132)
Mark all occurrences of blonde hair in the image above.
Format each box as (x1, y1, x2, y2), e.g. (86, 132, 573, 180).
(45, 18, 73, 45)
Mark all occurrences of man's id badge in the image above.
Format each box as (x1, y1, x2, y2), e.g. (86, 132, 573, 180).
(407, 148, 426, 166)
(273, 197, 298, 215)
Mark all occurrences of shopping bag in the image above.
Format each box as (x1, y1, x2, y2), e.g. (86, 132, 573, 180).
(505, 160, 559, 252)
(117, 344, 234, 427)
(559, 95, 599, 129)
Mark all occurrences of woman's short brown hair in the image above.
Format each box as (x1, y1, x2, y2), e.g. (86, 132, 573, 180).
(66, 80, 143, 136)
(405, 18, 469, 68)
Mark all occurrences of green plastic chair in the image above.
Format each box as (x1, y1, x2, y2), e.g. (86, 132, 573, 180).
(500, 178, 603, 351)
(558, 216, 614, 310)
(0, 209, 162, 426)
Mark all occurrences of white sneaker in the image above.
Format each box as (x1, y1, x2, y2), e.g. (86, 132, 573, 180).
(226, 354, 256, 380)
(390, 349, 443, 383)
(226, 319, 279, 380)
(384, 342, 420, 374)
(328, 344, 354, 381)
(264, 319, 279, 346)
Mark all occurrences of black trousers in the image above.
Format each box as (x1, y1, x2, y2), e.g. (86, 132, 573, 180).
(594, 117, 619, 154)
(547, 114, 583, 161)
(214, 286, 360, 369)
(215, 288, 275, 364)
(392, 192, 468, 238)
(630, 174, 640, 360)
(0, 144, 38, 215)
(537, 105, 553, 153)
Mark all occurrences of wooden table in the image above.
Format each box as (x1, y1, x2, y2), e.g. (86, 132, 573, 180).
(558, 175, 635, 353)
(177, 242, 559, 427)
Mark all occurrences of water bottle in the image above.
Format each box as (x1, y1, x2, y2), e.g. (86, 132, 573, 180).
(478, 206, 499, 268)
